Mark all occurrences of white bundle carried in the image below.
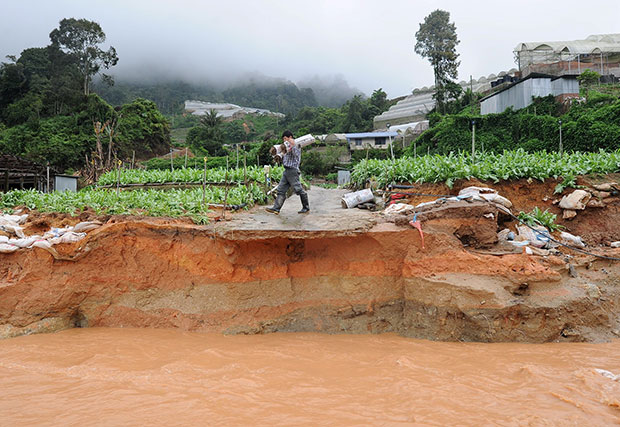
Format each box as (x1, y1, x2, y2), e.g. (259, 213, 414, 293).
(270, 134, 315, 162)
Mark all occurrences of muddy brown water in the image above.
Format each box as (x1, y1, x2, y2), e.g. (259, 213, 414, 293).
(0, 329, 619, 425)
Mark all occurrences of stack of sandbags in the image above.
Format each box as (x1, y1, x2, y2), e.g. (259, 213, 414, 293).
(457, 186, 513, 209)
(0, 218, 102, 255)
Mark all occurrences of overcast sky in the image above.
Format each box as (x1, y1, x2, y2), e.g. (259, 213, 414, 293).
(1, 0, 618, 97)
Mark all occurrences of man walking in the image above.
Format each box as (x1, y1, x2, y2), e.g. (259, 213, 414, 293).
(266, 130, 310, 214)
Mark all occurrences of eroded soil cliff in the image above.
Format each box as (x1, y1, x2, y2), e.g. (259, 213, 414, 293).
(1, 182, 619, 342)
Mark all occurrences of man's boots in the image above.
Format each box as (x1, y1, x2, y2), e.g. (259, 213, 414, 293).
(266, 193, 286, 215)
(298, 193, 310, 214)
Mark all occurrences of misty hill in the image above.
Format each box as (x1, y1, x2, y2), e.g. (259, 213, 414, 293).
(297, 74, 364, 108)
(94, 77, 317, 116)
(94, 73, 364, 116)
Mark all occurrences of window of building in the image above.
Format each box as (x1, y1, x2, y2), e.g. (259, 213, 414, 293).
(374, 137, 386, 146)
(354, 138, 362, 146)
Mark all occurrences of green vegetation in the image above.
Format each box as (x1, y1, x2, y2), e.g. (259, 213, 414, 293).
(517, 207, 564, 232)
(97, 165, 287, 186)
(411, 94, 620, 156)
(0, 185, 267, 224)
(414, 10, 460, 113)
(351, 149, 620, 188)
(0, 19, 170, 172)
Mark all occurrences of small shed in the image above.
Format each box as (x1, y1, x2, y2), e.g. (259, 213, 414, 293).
(54, 174, 79, 192)
(0, 154, 50, 192)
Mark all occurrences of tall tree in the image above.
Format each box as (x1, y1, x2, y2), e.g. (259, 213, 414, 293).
(49, 18, 118, 96)
(414, 10, 460, 114)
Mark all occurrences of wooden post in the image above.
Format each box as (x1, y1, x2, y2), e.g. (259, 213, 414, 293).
(222, 157, 229, 220)
(202, 157, 207, 208)
(4, 170, 9, 193)
(471, 120, 476, 163)
(46, 164, 50, 193)
(131, 150, 135, 169)
(116, 160, 121, 196)
(170, 149, 174, 172)
(184, 147, 188, 169)
(243, 153, 247, 187)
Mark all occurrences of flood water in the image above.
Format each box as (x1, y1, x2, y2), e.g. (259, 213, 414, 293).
(0, 328, 619, 426)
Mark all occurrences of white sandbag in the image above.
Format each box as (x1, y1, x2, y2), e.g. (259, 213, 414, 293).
(558, 190, 591, 210)
(31, 240, 52, 250)
(49, 231, 86, 245)
(517, 225, 550, 248)
(0, 236, 8, 244)
(0, 243, 19, 253)
(42, 227, 72, 240)
(478, 193, 513, 208)
(384, 203, 415, 215)
(458, 186, 497, 197)
(8, 235, 40, 249)
(0, 214, 28, 224)
(0, 224, 25, 238)
(610, 241, 620, 248)
(72, 221, 102, 233)
(458, 186, 513, 208)
(560, 231, 586, 248)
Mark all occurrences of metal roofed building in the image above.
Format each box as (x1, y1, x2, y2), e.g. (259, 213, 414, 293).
(514, 33, 620, 78)
(373, 69, 518, 129)
(480, 74, 579, 115)
(345, 131, 399, 150)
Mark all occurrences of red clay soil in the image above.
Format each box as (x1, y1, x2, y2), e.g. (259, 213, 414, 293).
(1, 178, 619, 343)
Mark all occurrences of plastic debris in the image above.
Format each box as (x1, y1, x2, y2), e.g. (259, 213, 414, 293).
(560, 232, 586, 248)
(409, 214, 425, 249)
(595, 368, 620, 381)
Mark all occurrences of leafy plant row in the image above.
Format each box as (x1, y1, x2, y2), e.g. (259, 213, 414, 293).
(97, 165, 285, 186)
(0, 184, 268, 224)
(351, 148, 620, 188)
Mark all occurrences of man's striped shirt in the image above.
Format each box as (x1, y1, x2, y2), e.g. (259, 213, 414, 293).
(283, 144, 301, 169)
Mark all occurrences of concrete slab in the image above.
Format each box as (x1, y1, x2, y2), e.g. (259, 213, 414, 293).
(215, 186, 378, 236)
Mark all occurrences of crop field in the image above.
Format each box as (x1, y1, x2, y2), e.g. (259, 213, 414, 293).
(97, 166, 285, 186)
(0, 184, 268, 223)
(351, 149, 620, 189)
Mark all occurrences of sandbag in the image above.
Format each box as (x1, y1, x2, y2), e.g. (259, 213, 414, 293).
(49, 231, 86, 245)
(559, 190, 591, 210)
(0, 243, 19, 253)
(560, 231, 585, 248)
(8, 236, 40, 249)
(72, 221, 102, 233)
(517, 225, 550, 248)
(384, 203, 415, 215)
